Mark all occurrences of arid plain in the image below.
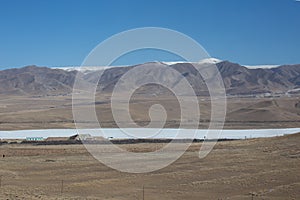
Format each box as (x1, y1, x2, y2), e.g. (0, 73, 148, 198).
(0, 133, 299, 199)
(1, 95, 300, 130)
(0, 95, 300, 199)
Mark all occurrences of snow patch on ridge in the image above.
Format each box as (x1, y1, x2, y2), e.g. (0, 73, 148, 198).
(243, 65, 279, 69)
(54, 66, 120, 74)
(55, 58, 281, 72)
(162, 57, 222, 65)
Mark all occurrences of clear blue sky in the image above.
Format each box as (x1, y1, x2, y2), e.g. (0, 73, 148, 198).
(0, 0, 300, 69)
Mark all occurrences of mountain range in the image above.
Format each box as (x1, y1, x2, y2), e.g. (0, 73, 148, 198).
(0, 59, 299, 96)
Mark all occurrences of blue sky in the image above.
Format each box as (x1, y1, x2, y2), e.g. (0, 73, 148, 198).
(0, 0, 299, 69)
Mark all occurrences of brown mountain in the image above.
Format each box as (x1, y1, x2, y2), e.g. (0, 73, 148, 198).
(0, 66, 78, 95)
(0, 61, 299, 96)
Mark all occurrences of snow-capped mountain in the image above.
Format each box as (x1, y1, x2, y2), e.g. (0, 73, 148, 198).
(54, 58, 281, 72)
(1, 60, 300, 96)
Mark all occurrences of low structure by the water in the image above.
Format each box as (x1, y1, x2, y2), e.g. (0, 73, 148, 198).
(26, 137, 44, 141)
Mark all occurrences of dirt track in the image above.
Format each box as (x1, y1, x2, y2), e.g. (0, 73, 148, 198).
(0, 133, 299, 199)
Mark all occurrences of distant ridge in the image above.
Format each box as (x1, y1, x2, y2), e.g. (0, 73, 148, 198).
(0, 59, 300, 96)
